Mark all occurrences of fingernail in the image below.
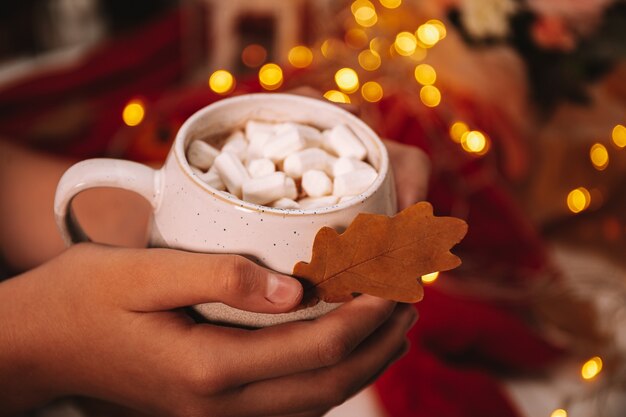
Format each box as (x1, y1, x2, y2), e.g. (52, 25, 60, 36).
(266, 274, 302, 305)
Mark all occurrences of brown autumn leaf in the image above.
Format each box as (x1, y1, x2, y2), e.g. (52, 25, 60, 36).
(293, 202, 468, 307)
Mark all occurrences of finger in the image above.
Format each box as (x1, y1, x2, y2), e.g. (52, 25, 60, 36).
(394, 157, 430, 208)
(269, 348, 410, 417)
(112, 248, 302, 313)
(187, 295, 396, 388)
(217, 303, 417, 417)
(383, 140, 431, 210)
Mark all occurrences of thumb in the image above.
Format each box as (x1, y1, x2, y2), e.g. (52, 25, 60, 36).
(117, 249, 303, 313)
(383, 139, 430, 210)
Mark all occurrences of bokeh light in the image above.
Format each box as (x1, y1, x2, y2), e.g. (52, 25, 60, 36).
(379, 0, 401, 8)
(208, 70, 235, 95)
(426, 19, 447, 40)
(550, 409, 567, 417)
(461, 131, 490, 155)
(321, 39, 331, 58)
(241, 44, 267, 68)
(416, 23, 440, 47)
(320, 39, 337, 59)
(259, 63, 283, 90)
(335, 68, 360, 93)
(567, 187, 591, 213)
(288, 46, 313, 68)
(355, 10, 378, 27)
(369, 37, 384, 52)
(345, 28, 369, 49)
(324, 90, 351, 104)
(321, 38, 341, 59)
(361, 81, 383, 102)
(351, 0, 374, 14)
(353, 3, 378, 27)
(419, 85, 441, 107)
(612, 124, 626, 148)
(450, 121, 469, 143)
(590, 143, 609, 170)
(414, 64, 436, 85)
(389, 43, 398, 58)
(358, 49, 382, 71)
(421, 271, 439, 284)
(122, 99, 145, 127)
(581, 356, 603, 380)
(394, 32, 417, 56)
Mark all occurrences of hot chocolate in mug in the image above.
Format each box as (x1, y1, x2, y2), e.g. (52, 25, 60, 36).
(54, 93, 397, 327)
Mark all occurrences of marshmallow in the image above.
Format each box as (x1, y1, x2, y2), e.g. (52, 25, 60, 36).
(242, 172, 287, 206)
(323, 125, 367, 160)
(191, 162, 225, 191)
(284, 176, 299, 200)
(246, 121, 277, 160)
(333, 169, 377, 197)
(271, 197, 300, 209)
(302, 170, 333, 198)
(299, 196, 339, 210)
(246, 139, 268, 161)
(221, 131, 248, 160)
(276, 122, 323, 148)
(283, 148, 333, 179)
(263, 127, 306, 162)
(333, 157, 376, 178)
(187, 119, 378, 210)
(324, 155, 338, 176)
(245, 120, 276, 143)
(198, 166, 226, 191)
(186, 140, 220, 170)
(247, 158, 276, 178)
(213, 152, 250, 197)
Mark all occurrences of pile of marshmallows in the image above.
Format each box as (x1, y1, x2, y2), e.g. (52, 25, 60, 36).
(186, 120, 378, 210)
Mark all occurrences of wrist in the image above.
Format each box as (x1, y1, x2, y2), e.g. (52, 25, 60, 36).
(0, 270, 66, 414)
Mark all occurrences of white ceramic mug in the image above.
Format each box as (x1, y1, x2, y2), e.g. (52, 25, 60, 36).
(54, 93, 397, 327)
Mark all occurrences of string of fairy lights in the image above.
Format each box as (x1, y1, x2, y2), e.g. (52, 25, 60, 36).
(551, 356, 604, 417)
(119, 0, 626, 219)
(567, 124, 626, 214)
(203, 2, 491, 155)
(117, 2, 625, 415)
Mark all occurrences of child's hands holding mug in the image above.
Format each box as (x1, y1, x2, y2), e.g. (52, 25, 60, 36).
(0, 243, 415, 416)
(0, 93, 429, 416)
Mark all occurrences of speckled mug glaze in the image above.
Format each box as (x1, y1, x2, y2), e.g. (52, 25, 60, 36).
(54, 93, 397, 327)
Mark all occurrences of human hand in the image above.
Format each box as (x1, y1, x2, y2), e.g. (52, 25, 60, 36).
(0, 243, 415, 417)
(383, 139, 431, 210)
(0, 140, 152, 271)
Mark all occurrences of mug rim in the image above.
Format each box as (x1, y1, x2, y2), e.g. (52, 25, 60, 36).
(174, 93, 390, 216)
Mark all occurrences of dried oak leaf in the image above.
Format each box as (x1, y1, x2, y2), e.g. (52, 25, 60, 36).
(293, 202, 468, 307)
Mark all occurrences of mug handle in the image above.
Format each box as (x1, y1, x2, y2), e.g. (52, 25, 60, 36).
(54, 158, 159, 246)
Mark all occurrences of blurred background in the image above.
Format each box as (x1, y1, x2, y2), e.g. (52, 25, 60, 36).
(0, 1, 625, 417)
